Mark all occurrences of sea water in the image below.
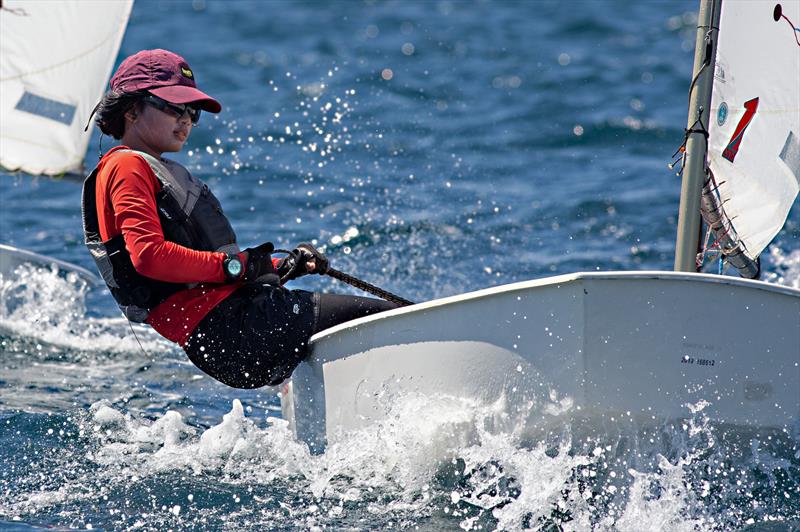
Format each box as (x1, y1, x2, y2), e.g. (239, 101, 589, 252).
(1, 1, 798, 530)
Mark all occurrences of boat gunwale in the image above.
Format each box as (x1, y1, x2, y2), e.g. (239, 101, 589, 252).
(0, 243, 100, 285)
(309, 270, 800, 344)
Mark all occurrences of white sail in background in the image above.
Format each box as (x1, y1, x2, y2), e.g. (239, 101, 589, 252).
(707, 0, 800, 261)
(0, 0, 132, 176)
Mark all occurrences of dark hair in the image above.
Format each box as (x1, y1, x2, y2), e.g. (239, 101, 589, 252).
(94, 90, 146, 139)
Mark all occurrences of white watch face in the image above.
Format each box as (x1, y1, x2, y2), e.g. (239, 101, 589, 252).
(227, 259, 243, 276)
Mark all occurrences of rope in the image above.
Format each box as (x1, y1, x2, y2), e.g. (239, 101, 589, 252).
(775, 4, 800, 47)
(668, 114, 709, 177)
(0, 5, 28, 16)
(276, 248, 414, 307)
(325, 267, 414, 307)
(127, 318, 151, 359)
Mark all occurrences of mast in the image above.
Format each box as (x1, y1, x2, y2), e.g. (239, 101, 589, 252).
(674, 0, 722, 272)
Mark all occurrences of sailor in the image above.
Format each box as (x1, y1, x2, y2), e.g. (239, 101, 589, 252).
(82, 49, 396, 388)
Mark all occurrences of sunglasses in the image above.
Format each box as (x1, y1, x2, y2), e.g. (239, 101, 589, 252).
(142, 94, 201, 124)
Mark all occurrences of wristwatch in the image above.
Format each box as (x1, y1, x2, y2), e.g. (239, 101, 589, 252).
(223, 253, 244, 282)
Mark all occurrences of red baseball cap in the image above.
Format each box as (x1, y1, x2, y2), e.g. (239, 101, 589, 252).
(110, 49, 221, 113)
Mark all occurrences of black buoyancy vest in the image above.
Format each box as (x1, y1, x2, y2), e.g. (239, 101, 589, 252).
(82, 150, 239, 322)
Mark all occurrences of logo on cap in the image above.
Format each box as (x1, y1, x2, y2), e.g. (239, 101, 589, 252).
(181, 66, 194, 79)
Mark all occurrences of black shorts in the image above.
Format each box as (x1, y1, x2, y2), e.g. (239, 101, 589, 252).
(184, 283, 397, 388)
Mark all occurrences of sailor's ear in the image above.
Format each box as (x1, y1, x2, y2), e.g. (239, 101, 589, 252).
(125, 102, 144, 122)
(124, 105, 139, 123)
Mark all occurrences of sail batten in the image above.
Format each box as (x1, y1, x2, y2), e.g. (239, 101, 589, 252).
(0, 0, 132, 176)
(705, 0, 800, 268)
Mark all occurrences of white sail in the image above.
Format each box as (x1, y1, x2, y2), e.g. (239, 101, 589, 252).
(707, 0, 800, 261)
(0, 0, 132, 176)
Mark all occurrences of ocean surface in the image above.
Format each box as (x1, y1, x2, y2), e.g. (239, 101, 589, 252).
(1, 0, 799, 530)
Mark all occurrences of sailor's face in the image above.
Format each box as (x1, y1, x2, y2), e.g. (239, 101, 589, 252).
(132, 102, 192, 154)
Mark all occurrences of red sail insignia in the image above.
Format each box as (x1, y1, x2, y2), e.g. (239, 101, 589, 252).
(722, 97, 759, 162)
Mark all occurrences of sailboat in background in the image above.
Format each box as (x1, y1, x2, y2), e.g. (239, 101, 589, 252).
(0, 0, 131, 277)
(281, 0, 800, 453)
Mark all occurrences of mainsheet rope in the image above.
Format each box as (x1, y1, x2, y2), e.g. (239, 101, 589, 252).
(276, 248, 414, 307)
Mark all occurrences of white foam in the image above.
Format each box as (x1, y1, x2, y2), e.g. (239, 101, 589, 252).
(764, 246, 800, 288)
(613, 454, 704, 531)
(6, 392, 797, 530)
(0, 263, 169, 354)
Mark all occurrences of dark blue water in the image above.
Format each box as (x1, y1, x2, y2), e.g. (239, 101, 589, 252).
(1, 1, 798, 530)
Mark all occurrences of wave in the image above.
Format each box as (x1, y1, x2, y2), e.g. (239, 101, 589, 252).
(1, 392, 797, 531)
(0, 264, 169, 356)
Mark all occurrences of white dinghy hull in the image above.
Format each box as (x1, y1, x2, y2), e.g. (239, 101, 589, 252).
(282, 272, 800, 452)
(0, 243, 99, 284)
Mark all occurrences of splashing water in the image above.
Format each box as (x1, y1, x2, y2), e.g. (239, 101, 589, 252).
(0, 264, 167, 355)
(764, 247, 800, 289)
(2, 1, 799, 530)
(0, 209, 797, 531)
(2, 390, 798, 531)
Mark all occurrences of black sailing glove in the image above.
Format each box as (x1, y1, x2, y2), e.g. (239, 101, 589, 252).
(295, 243, 329, 275)
(242, 242, 279, 285)
(277, 243, 329, 283)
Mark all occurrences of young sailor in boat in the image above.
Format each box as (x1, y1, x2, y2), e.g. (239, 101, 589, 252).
(82, 49, 396, 388)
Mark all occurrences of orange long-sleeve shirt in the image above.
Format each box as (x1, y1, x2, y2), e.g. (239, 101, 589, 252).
(95, 146, 240, 345)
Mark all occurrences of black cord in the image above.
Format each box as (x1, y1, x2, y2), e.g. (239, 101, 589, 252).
(326, 267, 414, 307)
(127, 318, 150, 358)
(677, 1, 718, 166)
(275, 248, 414, 306)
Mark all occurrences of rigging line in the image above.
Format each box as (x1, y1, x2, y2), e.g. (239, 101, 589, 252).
(775, 6, 800, 47)
(686, 5, 720, 108)
(686, 63, 709, 105)
(700, 202, 722, 215)
(715, 220, 735, 241)
(728, 218, 753, 256)
(669, 115, 709, 175)
(0, 5, 28, 15)
(704, 172, 723, 197)
(127, 318, 151, 359)
(698, 225, 714, 268)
